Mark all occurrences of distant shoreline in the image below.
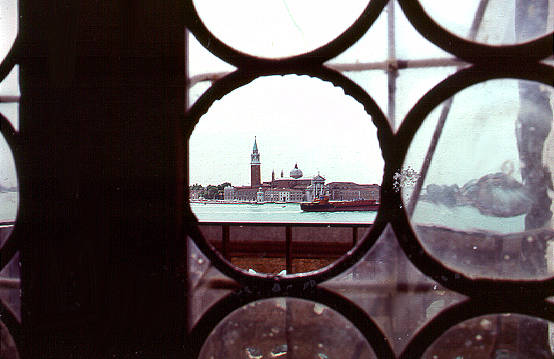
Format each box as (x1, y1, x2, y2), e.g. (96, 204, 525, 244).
(190, 200, 301, 205)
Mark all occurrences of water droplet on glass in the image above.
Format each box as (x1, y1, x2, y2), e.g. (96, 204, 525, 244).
(245, 347, 263, 359)
(480, 319, 492, 330)
(313, 303, 325, 315)
(472, 246, 477, 250)
(271, 344, 287, 357)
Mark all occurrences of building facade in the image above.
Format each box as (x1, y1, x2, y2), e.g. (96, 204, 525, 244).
(223, 138, 381, 203)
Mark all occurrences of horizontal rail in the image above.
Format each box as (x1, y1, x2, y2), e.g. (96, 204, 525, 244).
(0, 277, 19, 289)
(203, 277, 437, 293)
(0, 95, 19, 103)
(188, 57, 467, 87)
(197, 221, 371, 228)
(198, 222, 370, 273)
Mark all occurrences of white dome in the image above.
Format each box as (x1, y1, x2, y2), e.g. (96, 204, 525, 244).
(290, 164, 303, 179)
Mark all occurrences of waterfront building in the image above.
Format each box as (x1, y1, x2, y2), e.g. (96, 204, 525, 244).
(221, 137, 381, 203)
(306, 173, 326, 201)
(326, 182, 380, 201)
(223, 186, 237, 200)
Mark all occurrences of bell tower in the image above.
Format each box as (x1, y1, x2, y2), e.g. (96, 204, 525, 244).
(250, 137, 261, 187)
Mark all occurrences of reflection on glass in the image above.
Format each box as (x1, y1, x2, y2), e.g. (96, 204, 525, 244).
(404, 79, 553, 280)
(322, 226, 466, 354)
(0, 252, 20, 321)
(188, 238, 233, 329)
(199, 297, 376, 359)
(187, 33, 236, 109)
(189, 75, 383, 274)
(420, 0, 553, 45)
(422, 314, 554, 359)
(395, 67, 458, 130)
(0, 320, 20, 359)
(192, 0, 369, 58)
(0, 135, 18, 223)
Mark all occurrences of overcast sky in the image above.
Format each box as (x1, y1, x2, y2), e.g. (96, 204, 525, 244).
(188, 0, 553, 187)
(0, 0, 553, 190)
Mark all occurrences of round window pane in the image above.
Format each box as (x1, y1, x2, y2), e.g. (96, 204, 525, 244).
(189, 75, 384, 275)
(192, 0, 370, 58)
(420, 0, 553, 45)
(403, 79, 554, 280)
(199, 297, 377, 359)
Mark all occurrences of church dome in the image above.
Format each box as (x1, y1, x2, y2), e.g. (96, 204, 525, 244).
(290, 163, 303, 179)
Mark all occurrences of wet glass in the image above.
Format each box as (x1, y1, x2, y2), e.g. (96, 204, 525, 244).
(0, 136, 18, 222)
(191, 0, 369, 59)
(322, 226, 467, 355)
(422, 314, 554, 358)
(198, 297, 377, 359)
(420, 0, 554, 45)
(403, 79, 554, 280)
(188, 238, 233, 329)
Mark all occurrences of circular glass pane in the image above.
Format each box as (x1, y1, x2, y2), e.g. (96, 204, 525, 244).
(423, 314, 554, 358)
(403, 79, 554, 280)
(420, 0, 553, 45)
(189, 75, 384, 275)
(192, 0, 370, 58)
(0, 0, 17, 62)
(199, 297, 377, 358)
(0, 134, 18, 223)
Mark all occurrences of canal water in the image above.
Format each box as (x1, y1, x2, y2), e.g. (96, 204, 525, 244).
(0, 192, 526, 234)
(191, 201, 525, 234)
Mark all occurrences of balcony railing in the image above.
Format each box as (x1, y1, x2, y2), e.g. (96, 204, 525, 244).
(198, 222, 371, 274)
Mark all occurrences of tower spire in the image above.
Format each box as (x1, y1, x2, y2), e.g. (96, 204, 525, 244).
(250, 137, 261, 187)
(251, 137, 260, 165)
(253, 136, 258, 153)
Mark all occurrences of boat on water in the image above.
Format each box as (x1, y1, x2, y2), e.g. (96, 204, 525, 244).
(300, 196, 379, 212)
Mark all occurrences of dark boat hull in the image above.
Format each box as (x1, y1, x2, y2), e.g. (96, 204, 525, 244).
(300, 200, 379, 212)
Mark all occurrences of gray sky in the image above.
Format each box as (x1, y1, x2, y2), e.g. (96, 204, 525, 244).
(189, 75, 384, 186)
(0, 0, 553, 190)
(188, 0, 553, 187)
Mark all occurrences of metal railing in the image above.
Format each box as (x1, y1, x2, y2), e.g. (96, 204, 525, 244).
(198, 222, 371, 274)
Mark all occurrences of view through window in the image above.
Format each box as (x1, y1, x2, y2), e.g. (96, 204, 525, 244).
(185, 0, 553, 357)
